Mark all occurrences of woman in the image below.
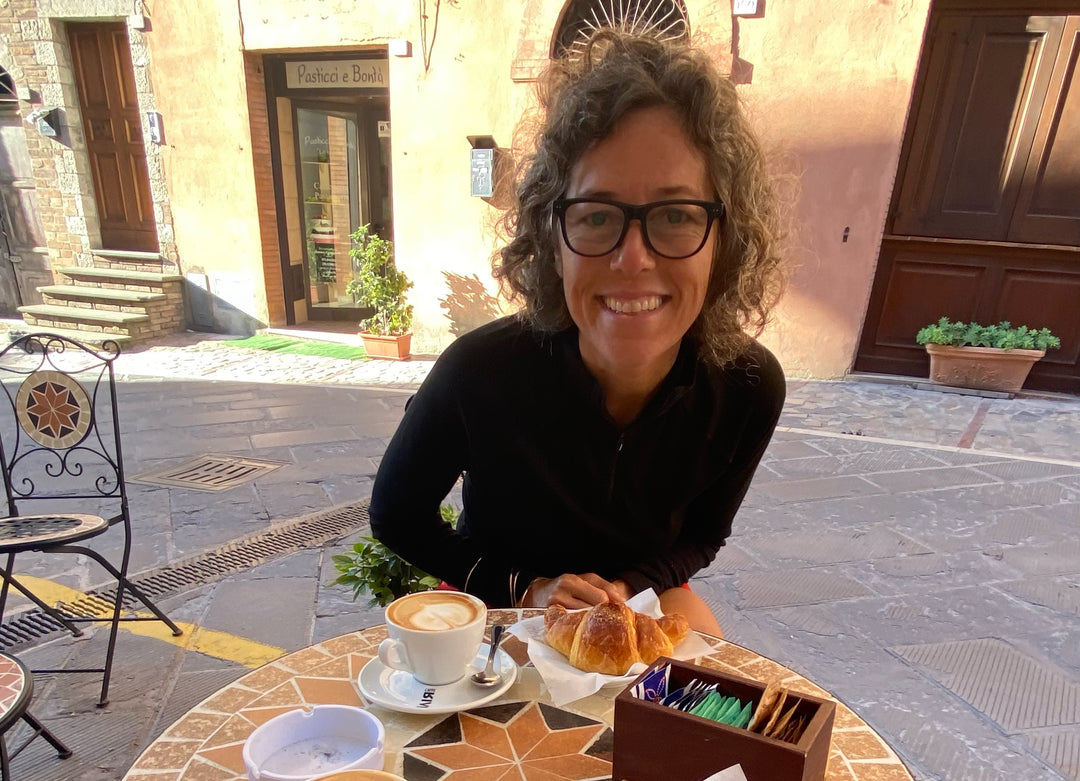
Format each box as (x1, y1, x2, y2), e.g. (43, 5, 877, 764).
(370, 29, 785, 636)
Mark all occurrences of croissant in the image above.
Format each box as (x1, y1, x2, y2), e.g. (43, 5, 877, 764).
(544, 602, 690, 675)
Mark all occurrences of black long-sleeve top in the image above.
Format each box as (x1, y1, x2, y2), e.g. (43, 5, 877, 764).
(370, 315, 785, 607)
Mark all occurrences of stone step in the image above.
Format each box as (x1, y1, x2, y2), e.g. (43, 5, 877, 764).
(5, 325, 133, 347)
(18, 304, 150, 325)
(37, 285, 167, 304)
(56, 266, 183, 283)
(89, 249, 164, 262)
(90, 248, 178, 275)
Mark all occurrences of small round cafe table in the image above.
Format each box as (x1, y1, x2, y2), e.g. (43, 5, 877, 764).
(122, 608, 912, 781)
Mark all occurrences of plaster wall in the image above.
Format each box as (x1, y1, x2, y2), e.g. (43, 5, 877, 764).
(144, 0, 934, 373)
(240, 0, 520, 351)
(145, 0, 269, 332)
(731, 1, 933, 378)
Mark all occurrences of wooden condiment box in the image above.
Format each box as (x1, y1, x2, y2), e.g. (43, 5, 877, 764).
(612, 657, 836, 781)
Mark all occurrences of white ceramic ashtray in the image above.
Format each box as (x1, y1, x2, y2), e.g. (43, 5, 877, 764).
(242, 704, 386, 781)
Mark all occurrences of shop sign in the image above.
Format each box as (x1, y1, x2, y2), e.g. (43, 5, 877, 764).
(286, 60, 389, 89)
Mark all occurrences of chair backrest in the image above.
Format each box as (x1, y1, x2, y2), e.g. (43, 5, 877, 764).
(0, 333, 127, 519)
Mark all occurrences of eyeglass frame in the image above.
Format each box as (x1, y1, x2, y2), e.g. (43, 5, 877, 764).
(552, 197, 726, 260)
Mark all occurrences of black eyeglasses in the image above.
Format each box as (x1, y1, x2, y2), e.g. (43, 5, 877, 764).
(553, 197, 726, 259)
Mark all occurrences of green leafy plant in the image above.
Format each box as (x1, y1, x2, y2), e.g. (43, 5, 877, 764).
(916, 318, 1061, 351)
(345, 224, 413, 336)
(332, 504, 459, 607)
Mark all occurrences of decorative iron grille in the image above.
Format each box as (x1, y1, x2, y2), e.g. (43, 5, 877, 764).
(554, 0, 690, 60)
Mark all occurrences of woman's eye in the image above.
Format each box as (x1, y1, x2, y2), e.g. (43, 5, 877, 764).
(586, 211, 609, 227)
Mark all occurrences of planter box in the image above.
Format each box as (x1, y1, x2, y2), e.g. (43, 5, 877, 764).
(613, 658, 835, 781)
(361, 332, 412, 361)
(925, 344, 1045, 394)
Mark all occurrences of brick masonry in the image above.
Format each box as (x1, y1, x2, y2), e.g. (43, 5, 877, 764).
(0, 3, 181, 294)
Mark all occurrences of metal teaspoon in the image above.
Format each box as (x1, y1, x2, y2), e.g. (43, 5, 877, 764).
(471, 624, 505, 687)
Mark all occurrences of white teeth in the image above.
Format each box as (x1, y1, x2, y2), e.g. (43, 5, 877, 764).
(603, 296, 662, 313)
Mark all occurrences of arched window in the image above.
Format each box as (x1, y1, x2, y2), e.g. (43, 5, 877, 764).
(0, 67, 17, 112)
(553, 0, 689, 59)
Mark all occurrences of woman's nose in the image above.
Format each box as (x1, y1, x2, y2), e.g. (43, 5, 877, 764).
(611, 221, 655, 273)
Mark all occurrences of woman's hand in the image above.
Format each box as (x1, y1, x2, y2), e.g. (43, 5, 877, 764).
(521, 574, 633, 608)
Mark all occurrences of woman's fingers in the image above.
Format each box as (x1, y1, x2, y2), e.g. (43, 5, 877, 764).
(527, 573, 625, 608)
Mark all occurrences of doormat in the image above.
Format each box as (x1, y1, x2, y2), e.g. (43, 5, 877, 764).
(130, 453, 287, 492)
(223, 335, 369, 360)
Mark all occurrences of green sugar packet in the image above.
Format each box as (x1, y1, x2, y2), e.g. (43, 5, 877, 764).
(690, 692, 724, 719)
(734, 699, 754, 729)
(691, 693, 747, 726)
(715, 696, 746, 726)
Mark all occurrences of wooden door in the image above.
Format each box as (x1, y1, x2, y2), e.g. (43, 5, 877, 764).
(0, 89, 51, 312)
(69, 23, 158, 251)
(855, 8, 1080, 394)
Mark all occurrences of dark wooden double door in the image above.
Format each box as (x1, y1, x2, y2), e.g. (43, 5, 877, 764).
(855, 6, 1080, 393)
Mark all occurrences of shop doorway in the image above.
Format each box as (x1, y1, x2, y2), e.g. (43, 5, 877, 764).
(293, 100, 391, 321)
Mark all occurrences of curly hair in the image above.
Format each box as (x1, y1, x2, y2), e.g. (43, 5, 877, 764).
(493, 28, 785, 367)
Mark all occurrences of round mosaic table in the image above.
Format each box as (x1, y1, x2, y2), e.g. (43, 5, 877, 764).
(122, 609, 913, 781)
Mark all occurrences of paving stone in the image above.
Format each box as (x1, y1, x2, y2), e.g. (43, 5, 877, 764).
(973, 460, 1080, 481)
(761, 438, 828, 459)
(829, 586, 1068, 649)
(995, 541, 1080, 577)
(706, 540, 763, 573)
(824, 553, 1016, 601)
(894, 637, 1080, 732)
(819, 661, 1066, 781)
(996, 575, 1080, 618)
(1023, 728, 1080, 781)
(737, 526, 932, 567)
(734, 568, 873, 608)
(755, 474, 884, 503)
(198, 574, 315, 650)
(866, 466, 1001, 493)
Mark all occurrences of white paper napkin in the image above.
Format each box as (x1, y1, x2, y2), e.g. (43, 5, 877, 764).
(701, 765, 747, 781)
(507, 589, 714, 706)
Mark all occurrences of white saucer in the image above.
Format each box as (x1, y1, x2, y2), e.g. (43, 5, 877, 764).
(358, 644, 518, 715)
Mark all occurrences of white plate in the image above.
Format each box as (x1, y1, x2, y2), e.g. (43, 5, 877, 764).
(357, 644, 518, 715)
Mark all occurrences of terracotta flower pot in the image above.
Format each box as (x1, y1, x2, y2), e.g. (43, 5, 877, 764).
(361, 332, 412, 361)
(925, 343, 1045, 393)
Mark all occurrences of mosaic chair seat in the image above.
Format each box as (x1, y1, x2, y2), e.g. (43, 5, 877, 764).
(0, 651, 71, 779)
(0, 333, 181, 707)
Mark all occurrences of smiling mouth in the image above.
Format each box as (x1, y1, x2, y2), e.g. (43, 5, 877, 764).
(602, 296, 664, 314)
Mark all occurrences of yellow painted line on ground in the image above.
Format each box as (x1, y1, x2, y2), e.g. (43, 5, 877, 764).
(17, 576, 284, 668)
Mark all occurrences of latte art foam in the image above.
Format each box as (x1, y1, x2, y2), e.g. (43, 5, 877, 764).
(409, 602, 475, 631)
(387, 592, 480, 631)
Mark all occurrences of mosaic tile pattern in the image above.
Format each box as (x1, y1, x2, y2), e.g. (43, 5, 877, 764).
(122, 611, 913, 781)
(0, 653, 29, 731)
(15, 370, 93, 449)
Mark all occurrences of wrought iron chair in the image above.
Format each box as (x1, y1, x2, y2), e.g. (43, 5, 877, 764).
(0, 333, 182, 707)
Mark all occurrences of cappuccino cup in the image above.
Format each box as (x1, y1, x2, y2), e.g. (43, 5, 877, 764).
(378, 591, 486, 686)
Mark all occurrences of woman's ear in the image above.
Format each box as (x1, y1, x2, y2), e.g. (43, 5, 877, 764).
(554, 250, 564, 279)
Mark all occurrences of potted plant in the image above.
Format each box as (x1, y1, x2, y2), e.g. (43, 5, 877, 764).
(915, 317, 1061, 393)
(345, 224, 414, 360)
(332, 504, 458, 607)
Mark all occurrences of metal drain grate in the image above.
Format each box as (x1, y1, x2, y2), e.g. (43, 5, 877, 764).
(130, 453, 287, 491)
(0, 501, 371, 651)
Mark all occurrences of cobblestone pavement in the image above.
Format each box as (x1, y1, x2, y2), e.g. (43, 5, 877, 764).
(105, 327, 1080, 462)
(2, 324, 1078, 781)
